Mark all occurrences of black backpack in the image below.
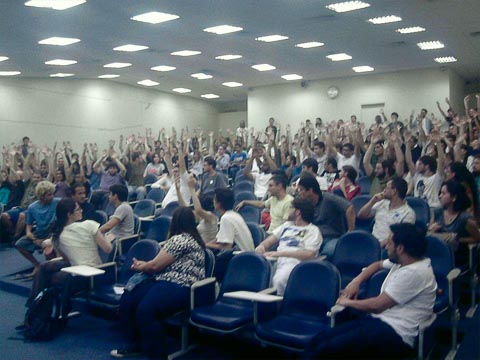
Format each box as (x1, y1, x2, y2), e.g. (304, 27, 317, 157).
(23, 287, 68, 341)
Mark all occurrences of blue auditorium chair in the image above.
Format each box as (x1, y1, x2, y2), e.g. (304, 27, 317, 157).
(234, 180, 254, 193)
(357, 176, 372, 195)
(189, 252, 271, 334)
(144, 216, 171, 243)
(330, 230, 381, 289)
(246, 222, 265, 247)
(146, 188, 166, 205)
(253, 260, 341, 352)
(405, 196, 430, 228)
(350, 195, 373, 231)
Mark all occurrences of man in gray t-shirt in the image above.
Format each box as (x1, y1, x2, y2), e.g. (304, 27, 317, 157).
(99, 185, 134, 241)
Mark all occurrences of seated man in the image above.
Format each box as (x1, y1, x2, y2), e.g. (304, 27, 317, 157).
(71, 182, 97, 221)
(15, 181, 60, 277)
(199, 157, 228, 196)
(99, 184, 134, 242)
(305, 223, 437, 359)
(358, 178, 416, 247)
(255, 198, 322, 295)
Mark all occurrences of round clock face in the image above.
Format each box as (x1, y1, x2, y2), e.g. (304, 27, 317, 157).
(327, 86, 339, 99)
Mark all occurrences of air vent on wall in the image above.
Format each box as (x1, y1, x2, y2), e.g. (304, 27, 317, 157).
(391, 41, 407, 47)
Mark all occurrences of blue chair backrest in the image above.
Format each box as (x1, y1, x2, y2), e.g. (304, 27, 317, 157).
(162, 201, 179, 218)
(357, 176, 372, 195)
(146, 188, 166, 203)
(144, 174, 157, 185)
(205, 248, 215, 278)
(95, 210, 108, 226)
(425, 235, 454, 279)
(146, 216, 171, 242)
(220, 253, 271, 296)
(331, 231, 381, 288)
(235, 170, 247, 182)
(119, 239, 160, 283)
(105, 202, 116, 217)
(282, 260, 340, 320)
(405, 197, 430, 227)
(234, 181, 254, 193)
(238, 207, 261, 224)
(365, 269, 389, 298)
(134, 199, 156, 217)
(350, 195, 371, 214)
(289, 174, 300, 186)
(247, 222, 265, 247)
(234, 190, 257, 203)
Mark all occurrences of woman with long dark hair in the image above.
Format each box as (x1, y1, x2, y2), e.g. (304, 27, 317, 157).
(111, 206, 205, 359)
(445, 161, 480, 220)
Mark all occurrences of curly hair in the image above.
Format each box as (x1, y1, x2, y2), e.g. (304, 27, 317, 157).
(35, 180, 55, 198)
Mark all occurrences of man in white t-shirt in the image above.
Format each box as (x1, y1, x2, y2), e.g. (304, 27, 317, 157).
(358, 178, 415, 247)
(327, 132, 362, 172)
(306, 223, 436, 359)
(244, 146, 277, 199)
(255, 198, 322, 295)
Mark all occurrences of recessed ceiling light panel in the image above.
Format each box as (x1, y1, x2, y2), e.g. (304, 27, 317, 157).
(368, 15, 402, 25)
(25, 0, 86, 10)
(45, 59, 77, 65)
(396, 26, 426, 34)
(222, 82, 243, 87)
(172, 88, 192, 93)
(295, 42, 324, 49)
(255, 35, 289, 42)
(137, 79, 159, 86)
(171, 50, 202, 56)
(434, 56, 457, 63)
(203, 25, 243, 34)
(98, 74, 120, 78)
(151, 65, 176, 72)
(191, 73, 213, 79)
(352, 65, 374, 72)
(326, 53, 352, 61)
(104, 62, 132, 68)
(0, 71, 21, 76)
(252, 64, 276, 71)
(281, 74, 303, 81)
(417, 41, 445, 50)
(215, 54, 243, 60)
(50, 73, 74, 77)
(131, 11, 179, 24)
(0, 56, 9, 62)
(113, 44, 149, 52)
(326, 1, 370, 13)
(201, 94, 220, 99)
(38, 37, 81, 46)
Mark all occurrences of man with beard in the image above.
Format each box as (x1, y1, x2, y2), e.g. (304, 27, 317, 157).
(255, 198, 322, 295)
(305, 223, 436, 359)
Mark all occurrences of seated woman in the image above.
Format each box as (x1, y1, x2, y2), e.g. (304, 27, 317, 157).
(329, 165, 360, 201)
(428, 179, 480, 265)
(111, 206, 205, 359)
(176, 173, 218, 244)
(28, 198, 113, 305)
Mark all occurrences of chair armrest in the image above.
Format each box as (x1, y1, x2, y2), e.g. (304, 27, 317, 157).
(92, 262, 117, 287)
(191, 277, 217, 310)
(232, 250, 244, 255)
(417, 313, 437, 360)
(468, 243, 479, 270)
(61, 265, 105, 277)
(259, 287, 277, 295)
(447, 268, 461, 282)
(447, 268, 461, 306)
(223, 291, 283, 303)
(128, 200, 140, 206)
(327, 304, 346, 328)
(138, 216, 155, 221)
(117, 234, 140, 255)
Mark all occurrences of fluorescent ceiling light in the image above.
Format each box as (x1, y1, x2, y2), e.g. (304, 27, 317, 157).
(417, 41, 445, 50)
(281, 74, 303, 81)
(38, 37, 80, 46)
(172, 88, 191, 93)
(222, 82, 243, 87)
(215, 54, 242, 60)
(137, 79, 159, 87)
(252, 64, 276, 71)
(45, 59, 77, 65)
(98, 74, 120, 78)
(353, 65, 374, 72)
(113, 44, 149, 52)
(255, 35, 289, 42)
(50, 73, 74, 77)
(0, 56, 8, 62)
(295, 42, 324, 49)
(151, 65, 176, 72)
(191, 73, 213, 80)
(326, 1, 370, 13)
(201, 94, 220, 99)
(25, 0, 86, 10)
(0, 71, 21, 76)
(368, 15, 402, 25)
(326, 53, 352, 61)
(434, 56, 457, 63)
(171, 50, 201, 56)
(131, 11, 179, 24)
(104, 62, 132, 68)
(203, 25, 243, 35)
(396, 26, 425, 34)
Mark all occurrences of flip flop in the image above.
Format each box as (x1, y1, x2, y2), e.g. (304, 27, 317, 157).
(14, 273, 35, 280)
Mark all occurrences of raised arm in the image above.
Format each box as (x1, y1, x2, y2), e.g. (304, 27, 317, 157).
(404, 134, 416, 176)
(243, 150, 256, 181)
(363, 140, 375, 177)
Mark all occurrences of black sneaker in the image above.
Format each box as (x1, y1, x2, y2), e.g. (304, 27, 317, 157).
(110, 345, 142, 358)
(15, 324, 27, 332)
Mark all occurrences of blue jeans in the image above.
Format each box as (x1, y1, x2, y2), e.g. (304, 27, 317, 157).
(320, 237, 339, 259)
(128, 186, 147, 201)
(119, 280, 190, 358)
(304, 315, 413, 359)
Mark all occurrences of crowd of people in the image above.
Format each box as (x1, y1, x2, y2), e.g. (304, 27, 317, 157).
(1, 93, 480, 358)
